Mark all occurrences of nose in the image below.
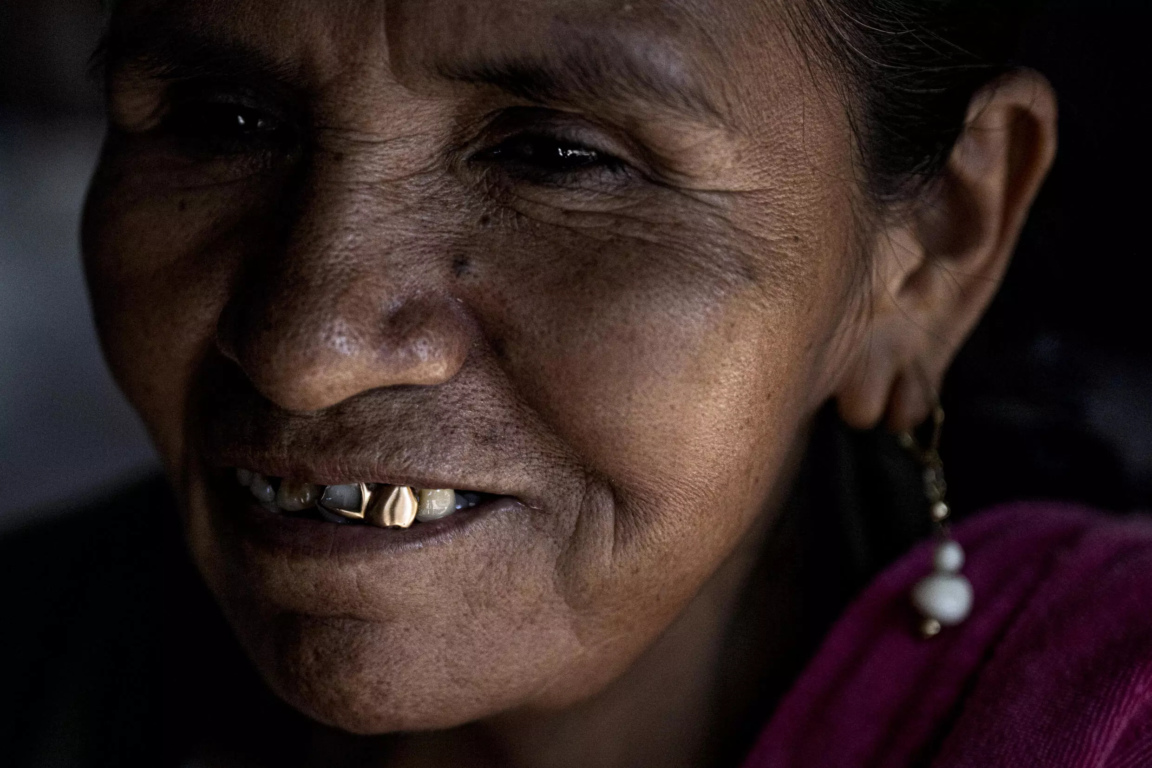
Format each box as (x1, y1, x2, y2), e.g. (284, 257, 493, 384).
(218, 175, 471, 414)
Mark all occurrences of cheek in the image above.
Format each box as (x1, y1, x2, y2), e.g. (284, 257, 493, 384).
(434, 203, 848, 711)
(81, 150, 273, 475)
(533, 286, 796, 496)
(466, 207, 833, 565)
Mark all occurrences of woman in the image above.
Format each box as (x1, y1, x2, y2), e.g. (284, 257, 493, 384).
(3, 0, 1149, 765)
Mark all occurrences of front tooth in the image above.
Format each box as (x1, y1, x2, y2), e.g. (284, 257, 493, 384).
(319, 483, 369, 520)
(249, 473, 276, 504)
(417, 489, 457, 522)
(236, 468, 253, 486)
(366, 486, 419, 529)
(277, 481, 321, 512)
(321, 484, 361, 511)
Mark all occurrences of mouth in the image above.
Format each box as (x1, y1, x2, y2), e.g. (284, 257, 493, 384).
(192, 365, 545, 559)
(234, 467, 499, 530)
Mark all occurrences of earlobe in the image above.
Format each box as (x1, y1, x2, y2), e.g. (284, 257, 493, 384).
(834, 69, 1058, 432)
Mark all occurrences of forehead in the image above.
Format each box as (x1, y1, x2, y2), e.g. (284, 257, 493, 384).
(117, 0, 764, 52)
(111, 0, 795, 127)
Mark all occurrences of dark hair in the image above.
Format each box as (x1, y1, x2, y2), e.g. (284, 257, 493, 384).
(793, 0, 1024, 206)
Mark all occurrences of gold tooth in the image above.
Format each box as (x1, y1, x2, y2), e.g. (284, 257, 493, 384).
(366, 485, 419, 529)
(320, 482, 371, 521)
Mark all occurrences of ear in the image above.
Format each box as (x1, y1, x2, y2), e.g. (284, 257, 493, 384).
(835, 69, 1059, 432)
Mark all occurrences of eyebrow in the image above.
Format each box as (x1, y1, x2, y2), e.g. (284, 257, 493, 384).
(95, 13, 728, 127)
(434, 41, 727, 127)
(94, 16, 298, 91)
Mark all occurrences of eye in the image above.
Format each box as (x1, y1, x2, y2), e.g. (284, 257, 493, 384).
(479, 134, 628, 181)
(161, 99, 294, 158)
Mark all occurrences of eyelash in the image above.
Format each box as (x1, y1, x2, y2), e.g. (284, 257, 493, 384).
(475, 133, 630, 184)
(158, 97, 295, 158)
(156, 97, 631, 186)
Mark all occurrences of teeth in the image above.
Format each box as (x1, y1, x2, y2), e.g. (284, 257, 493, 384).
(234, 468, 485, 526)
(249, 473, 276, 504)
(417, 489, 457, 522)
(320, 485, 364, 515)
(277, 481, 322, 512)
(322, 482, 372, 522)
(316, 504, 356, 525)
(367, 485, 419, 529)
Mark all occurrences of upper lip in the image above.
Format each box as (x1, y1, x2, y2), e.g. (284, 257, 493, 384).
(194, 365, 547, 508)
(207, 447, 511, 497)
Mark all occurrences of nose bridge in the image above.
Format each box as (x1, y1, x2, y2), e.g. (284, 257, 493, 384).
(253, 156, 417, 347)
(222, 148, 469, 413)
(297, 124, 437, 257)
(282, 156, 421, 295)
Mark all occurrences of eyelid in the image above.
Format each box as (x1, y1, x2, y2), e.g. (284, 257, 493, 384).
(111, 69, 297, 132)
(478, 131, 615, 163)
(462, 107, 653, 176)
(137, 93, 302, 172)
(163, 80, 291, 122)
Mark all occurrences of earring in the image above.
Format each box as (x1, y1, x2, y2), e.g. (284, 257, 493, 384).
(899, 404, 974, 638)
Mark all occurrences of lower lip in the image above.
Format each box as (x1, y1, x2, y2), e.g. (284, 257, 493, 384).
(213, 481, 525, 559)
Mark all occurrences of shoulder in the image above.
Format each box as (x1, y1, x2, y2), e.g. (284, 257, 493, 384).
(744, 502, 1152, 768)
(936, 503, 1152, 767)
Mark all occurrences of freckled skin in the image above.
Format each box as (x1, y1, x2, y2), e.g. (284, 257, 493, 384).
(83, 0, 1056, 765)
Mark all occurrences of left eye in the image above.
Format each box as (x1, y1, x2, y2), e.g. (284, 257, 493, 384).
(162, 101, 291, 157)
(481, 135, 625, 178)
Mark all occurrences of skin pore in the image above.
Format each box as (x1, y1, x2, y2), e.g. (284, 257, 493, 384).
(82, 0, 1057, 765)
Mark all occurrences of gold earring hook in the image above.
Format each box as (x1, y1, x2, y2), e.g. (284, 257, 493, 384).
(897, 361, 944, 464)
(896, 365, 949, 520)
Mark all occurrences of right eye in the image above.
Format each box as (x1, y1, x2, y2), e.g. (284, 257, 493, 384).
(160, 99, 294, 158)
(481, 134, 624, 176)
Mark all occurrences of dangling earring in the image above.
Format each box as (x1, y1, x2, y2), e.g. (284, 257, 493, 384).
(899, 403, 974, 638)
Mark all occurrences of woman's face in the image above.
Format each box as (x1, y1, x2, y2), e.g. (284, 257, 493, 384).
(85, 0, 865, 732)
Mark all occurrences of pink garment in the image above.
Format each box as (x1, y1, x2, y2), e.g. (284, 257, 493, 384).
(743, 503, 1152, 768)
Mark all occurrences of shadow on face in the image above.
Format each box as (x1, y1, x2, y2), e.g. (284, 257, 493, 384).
(83, 0, 879, 734)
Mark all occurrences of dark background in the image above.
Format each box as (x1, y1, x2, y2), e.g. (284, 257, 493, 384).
(0, 2, 1148, 531)
(0, 0, 155, 533)
(945, 6, 1152, 514)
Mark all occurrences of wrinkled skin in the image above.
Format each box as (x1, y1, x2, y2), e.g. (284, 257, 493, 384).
(83, 0, 1057, 765)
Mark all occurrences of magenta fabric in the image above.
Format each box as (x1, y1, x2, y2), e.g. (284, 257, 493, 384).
(743, 503, 1152, 768)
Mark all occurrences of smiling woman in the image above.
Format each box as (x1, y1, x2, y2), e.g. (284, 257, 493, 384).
(3, 0, 1151, 766)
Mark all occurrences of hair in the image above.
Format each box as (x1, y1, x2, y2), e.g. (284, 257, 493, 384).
(792, 0, 1025, 207)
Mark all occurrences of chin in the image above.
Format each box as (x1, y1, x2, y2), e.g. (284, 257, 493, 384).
(232, 611, 506, 734)
(210, 565, 652, 737)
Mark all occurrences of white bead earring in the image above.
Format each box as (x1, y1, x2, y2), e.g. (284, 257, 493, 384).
(899, 404, 974, 638)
